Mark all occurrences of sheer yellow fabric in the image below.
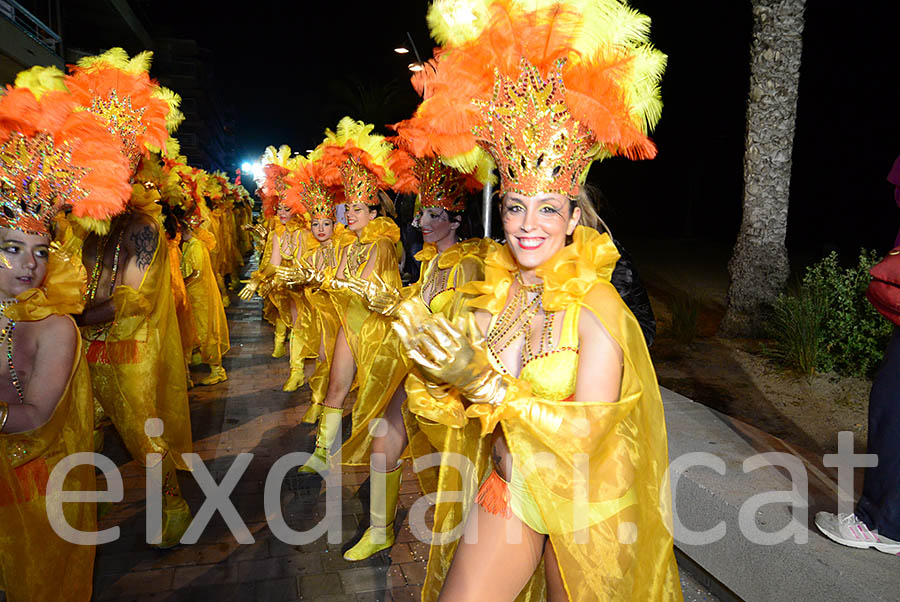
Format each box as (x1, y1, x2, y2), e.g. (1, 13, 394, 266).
(81, 209, 193, 470)
(413, 227, 681, 601)
(252, 222, 280, 327)
(167, 236, 199, 366)
(268, 221, 318, 359)
(182, 236, 230, 365)
(0, 252, 96, 602)
(333, 218, 409, 465)
(303, 226, 355, 408)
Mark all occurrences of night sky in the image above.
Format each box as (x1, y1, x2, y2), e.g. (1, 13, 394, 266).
(138, 1, 900, 259)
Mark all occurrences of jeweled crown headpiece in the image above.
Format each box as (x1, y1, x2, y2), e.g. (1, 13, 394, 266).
(0, 87, 131, 235)
(389, 145, 481, 213)
(398, 0, 665, 198)
(301, 181, 336, 221)
(316, 117, 395, 207)
(65, 48, 184, 172)
(475, 58, 596, 198)
(283, 159, 336, 221)
(338, 157, 380, 206)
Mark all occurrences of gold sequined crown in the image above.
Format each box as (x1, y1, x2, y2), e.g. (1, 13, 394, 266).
(475, 58, 596, 199)
(0, 89, 132, 235)
(66, 49, 182, 172)
(301, 181, 335, 220)
(413, 157, 469, 212)
(339, 157, 380, 206)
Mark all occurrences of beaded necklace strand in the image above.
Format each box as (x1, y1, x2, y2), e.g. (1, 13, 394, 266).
(0, 318, 24, 403)
(421, 254, 450, 308)
(486, 274, 558, 367)
(85, 228, 125, 304)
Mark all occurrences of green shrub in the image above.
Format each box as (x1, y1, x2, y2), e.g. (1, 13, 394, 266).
(770, 249, 892, 377)
(767, 285, 826, 375)
(670, 293, 699, 343)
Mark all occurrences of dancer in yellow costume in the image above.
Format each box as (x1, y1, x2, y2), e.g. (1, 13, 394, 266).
(181, 208, 230, 385)
(0, 80, 132, 602)
(392, 2, 681, 600)
(66, 48, 194, 549)
(240, 146, 317, 389)
(279, 118, 402, 474)
(338, 149, 490, 561)
(139, 151, 199, 390)
(164, 218, 199, 387)
(281, 159, 355, 423)
(240, 195, 285, 357)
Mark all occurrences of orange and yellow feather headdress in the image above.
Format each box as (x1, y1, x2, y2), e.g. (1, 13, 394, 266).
(316, 117, 396, 206)
(388, 145, 483, 213)
(284, 157, 338, 221)
(65, 48, 184, 172)
(258, 144, 306, 218)
(397, 0, 665, 198)
(0, 86, 131, 235)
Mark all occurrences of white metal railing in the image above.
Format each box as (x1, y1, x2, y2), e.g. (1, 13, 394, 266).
(0, 0, 62, 55)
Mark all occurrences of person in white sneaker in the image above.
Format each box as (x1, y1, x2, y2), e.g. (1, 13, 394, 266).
(815, 158, 900, 556)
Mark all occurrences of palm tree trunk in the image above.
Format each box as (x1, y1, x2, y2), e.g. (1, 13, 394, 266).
(720, 0, 806, 337)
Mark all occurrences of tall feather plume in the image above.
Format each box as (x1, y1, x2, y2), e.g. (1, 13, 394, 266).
(406, 0, 665, 177)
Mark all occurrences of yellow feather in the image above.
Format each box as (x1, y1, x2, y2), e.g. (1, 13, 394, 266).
(151, 87, 185, 133)
(13, 65, 67, 99)
(77, 48, 154, 75)
(427, 0, 492, 46)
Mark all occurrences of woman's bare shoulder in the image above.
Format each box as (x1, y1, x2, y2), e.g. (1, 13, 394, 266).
(27, 313, 77, 342)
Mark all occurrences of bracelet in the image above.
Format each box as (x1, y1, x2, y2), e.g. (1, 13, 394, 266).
(0, 401, 8, 433)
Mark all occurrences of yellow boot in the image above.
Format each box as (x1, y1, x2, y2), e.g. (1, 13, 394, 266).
(283, 329, 305, 391)
(199, 364, 227, 385)
(272, 319, 287, 358)
(298, 407, 342, 474)
(152, 454, 192, 549)
(344, 465, 402, 560)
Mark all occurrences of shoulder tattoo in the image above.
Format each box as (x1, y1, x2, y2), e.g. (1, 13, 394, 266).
(131, 225, 157, 271)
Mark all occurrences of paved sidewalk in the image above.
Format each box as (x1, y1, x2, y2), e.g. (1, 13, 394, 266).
(89, 292, 721, 601)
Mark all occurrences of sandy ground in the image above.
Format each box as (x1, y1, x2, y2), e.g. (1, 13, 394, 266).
(628, 236, 872, 455)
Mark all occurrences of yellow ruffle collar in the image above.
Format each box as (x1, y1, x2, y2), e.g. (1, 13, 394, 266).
(462, 226, 620, 313)
(415, 238, 496, 269)
(358, 217, 400, 245)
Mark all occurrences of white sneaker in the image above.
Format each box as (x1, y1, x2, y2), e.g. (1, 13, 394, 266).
(815, 512, 900, 555)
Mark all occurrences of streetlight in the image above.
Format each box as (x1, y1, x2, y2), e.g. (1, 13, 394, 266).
(394, 31, 425, 72)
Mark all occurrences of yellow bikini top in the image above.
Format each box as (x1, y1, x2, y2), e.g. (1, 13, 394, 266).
(486, 305, 580, 402)
(462, 226, 622, 403)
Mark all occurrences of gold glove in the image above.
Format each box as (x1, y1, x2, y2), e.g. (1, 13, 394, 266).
(275, 265, 323, 288)
(343, 272, 402, 317)
(237, 279, 259, 300)
(392, 310, 508, 406)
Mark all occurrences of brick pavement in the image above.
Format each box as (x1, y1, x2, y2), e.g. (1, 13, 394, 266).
(91, 294, 426, 602)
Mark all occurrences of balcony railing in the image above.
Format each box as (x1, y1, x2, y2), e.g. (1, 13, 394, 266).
(0, 0, 61, 56)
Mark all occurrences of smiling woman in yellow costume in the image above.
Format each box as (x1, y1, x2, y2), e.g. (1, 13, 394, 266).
(239, 146, 317, 391)
(278, 117, 403, 474)
(0, 78, 132, 601)
(391, 1, 681, 600)
(335, 143, 492, 561)
(66, 48, 194, 549)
